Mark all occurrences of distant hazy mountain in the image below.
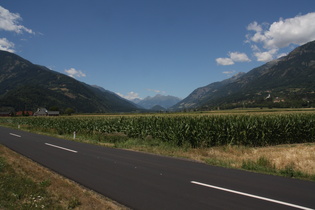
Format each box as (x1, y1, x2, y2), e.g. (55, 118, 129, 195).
(132, 94, 181, 109)
(0, 50, 139, 113)
(172, 40, 315, 110)
(150, 105, 166, 111)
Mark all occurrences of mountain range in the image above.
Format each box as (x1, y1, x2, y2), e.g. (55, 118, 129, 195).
(131, 94, 181, 110)
(1, 40, 315, 113)
(0, 50, 139, 113)
(171, 40, 315, 110)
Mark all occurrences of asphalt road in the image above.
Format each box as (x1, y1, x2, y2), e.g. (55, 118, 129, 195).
(1, 126, 314, 210)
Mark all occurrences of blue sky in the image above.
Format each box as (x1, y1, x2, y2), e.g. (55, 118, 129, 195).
(1, 1, 315, 100)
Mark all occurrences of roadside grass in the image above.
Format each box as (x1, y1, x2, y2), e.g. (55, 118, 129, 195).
(240, 157, 309, 179)
(104, 135, 315, 181)
(0, 151, 61, 209)
(0, 145, 128, 210)
(192, 144, 315, 181)
(142, 144, 315, 181)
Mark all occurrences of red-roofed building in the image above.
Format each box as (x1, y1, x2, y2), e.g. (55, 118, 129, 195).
(16, 111, 34, 116)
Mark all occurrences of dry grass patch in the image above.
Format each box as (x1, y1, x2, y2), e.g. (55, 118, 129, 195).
(251, 143, 315, 175)
(176, 143, 315, 178)
(114, 140, 315, 180)
(0, 145, 128, 210)
(115, 139, 315, 180)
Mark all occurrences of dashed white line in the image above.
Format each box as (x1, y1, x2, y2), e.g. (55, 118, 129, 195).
(45, 143, 78, 153)
(9, 133, 21, 138)
(191, 181, 313, 210)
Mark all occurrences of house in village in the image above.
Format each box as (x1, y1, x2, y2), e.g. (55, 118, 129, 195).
(0, 111, 14, 117)
(16, 111, 34, 116)
(33, 108, 60, 116)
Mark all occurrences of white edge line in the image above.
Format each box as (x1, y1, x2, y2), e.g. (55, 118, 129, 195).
(45, 143, 78, 153)
(9, 133, 21, 138)
(191, 181, 313, 210)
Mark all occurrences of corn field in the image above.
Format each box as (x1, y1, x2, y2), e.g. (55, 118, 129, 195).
(1, 113, 315, 147)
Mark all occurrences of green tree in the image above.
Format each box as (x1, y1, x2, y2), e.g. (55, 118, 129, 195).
(65, 108, 75, 116)
(49, 106, 59, 111)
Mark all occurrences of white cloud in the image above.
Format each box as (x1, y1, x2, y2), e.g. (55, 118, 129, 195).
(254, 48, 278, 62)
(0, 38, 15, 52)
(0, 6, 34, 52)
(216, 52, 250, 65)
(216, 57, 234, 66)
(0, 6, 34, 34)
(250, 44, 260, 52)
(65, 68, 86, 78)
(222, 70, 236, 76)
(229, 52, 251, 62)
(264, 13, 315, 49)
(254, 51, 274, 62)
(116, 91, 141, 100)
(247, 21, 262, 32)
(277, 52, 287, 58)
(217, 12, 315, 65)
(247, 12, 315, 61)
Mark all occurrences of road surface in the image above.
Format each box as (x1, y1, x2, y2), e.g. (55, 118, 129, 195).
(1, 126, 314, 209)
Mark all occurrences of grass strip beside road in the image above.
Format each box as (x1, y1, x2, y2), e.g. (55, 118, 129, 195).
(0, 145, 128, 210)
(113, 138, 315, 181)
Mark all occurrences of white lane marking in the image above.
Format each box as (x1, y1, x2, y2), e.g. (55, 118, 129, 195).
(45, 143, 78, 153)
(9, 133, 21, 138)
(191, 181, 313, 210)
